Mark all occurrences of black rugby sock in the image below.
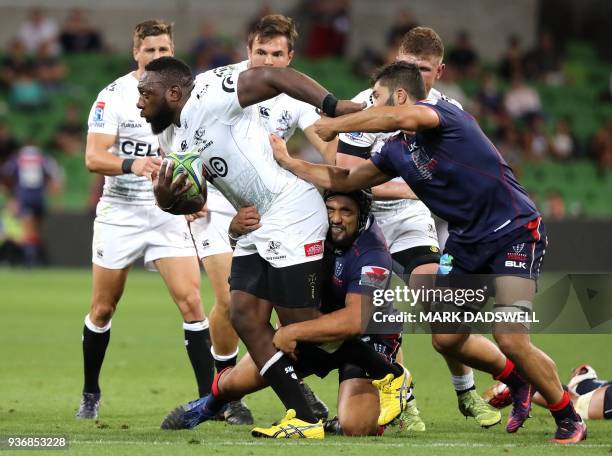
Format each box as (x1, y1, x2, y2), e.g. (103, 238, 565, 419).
(184, 320, 215, 397)
(82, 315, 111, 394)
(335, 339, 403, 379)
(261, 352, 317, 423)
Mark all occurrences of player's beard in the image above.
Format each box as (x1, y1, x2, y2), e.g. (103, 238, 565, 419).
(149, 100, 175, 134)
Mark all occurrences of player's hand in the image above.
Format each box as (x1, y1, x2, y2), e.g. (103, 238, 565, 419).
(313, 117, 338, 142)
(132, 157, 162, 179)
(229, 205, 261, 237)
(154, 159, 193, 211)
(269, 134, 292, 167)
(273, 326, 298, 359)
(185, 204, 208, 222)
(334, 100, 366, 117)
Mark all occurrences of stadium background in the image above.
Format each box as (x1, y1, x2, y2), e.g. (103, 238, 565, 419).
(1, 1, 611, 454)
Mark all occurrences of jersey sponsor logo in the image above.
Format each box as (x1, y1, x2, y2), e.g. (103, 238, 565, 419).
(93, 101, 105, 122)
(411, 145, 437, 180)
(222, 74, 236, 93)
(334, 260, 344, 278)
(259, 106, 270, 118)
(194, 127, 206, 142)
(120, 141, 158, 156)
(196, 84, 209, 99)
(120, 120, 143, 129)
(348, 131, 363, 139)
(105, 82, 117, 92)
(204, 157, 228, 181)
(359, 266, 390, 289)
(304, 240, 324, 257)
(276, 110, 292, 135)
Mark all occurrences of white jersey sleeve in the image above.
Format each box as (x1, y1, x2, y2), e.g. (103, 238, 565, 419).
(337, 89, 378, 151)
(197, 66, 244, 125)
(88, 81, 121, 136)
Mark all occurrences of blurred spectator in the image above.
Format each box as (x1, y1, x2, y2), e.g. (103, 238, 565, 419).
(35, 42, 67, 91)
(53, 103, 84, 156)
(496, 126, 524, 170)
(504, 74, 541, 120)
(477, 72, 504, 116)
(499, 34, 524, 81)
(542, 190, 566, 220)
(385, 10, 418, 58)
(352, 47, 385, 79)
(550, 118, 578, 160)
(18, 7, 60, 57)
(0, 122, 20, 166)
(9, 65, 47, 111)
(191, 23, 234, 74)
(60, 8, 103, 53)
(1, 145, 62, 266)
(523, 31, 563, 83)
(591, 119, 612, 171)
(523, 115, 550, 161)
(303, 0, 350, 58)
(447, 30, 479, 78)
(0, 39, 33, 89)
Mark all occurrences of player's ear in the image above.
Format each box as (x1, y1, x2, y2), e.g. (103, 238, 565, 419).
(396, 88, 408, 105)
(437, 63, 445, 80)
(167, 85, 182, 102)
(132, 47, 139, 62)
(287, 50, 294, 65)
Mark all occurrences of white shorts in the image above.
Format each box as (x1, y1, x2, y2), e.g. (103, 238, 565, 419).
(234, 181, 328, 268)
(190, 189, 236, 260)
(92, 200, 197, 270)
(372, 200, 439, 255)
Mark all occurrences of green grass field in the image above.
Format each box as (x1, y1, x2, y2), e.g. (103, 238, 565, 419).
(1, 269, 611, 455)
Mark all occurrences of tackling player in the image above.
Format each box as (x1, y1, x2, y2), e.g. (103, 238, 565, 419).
(485, 364, 612, 422)
(137, 56, 392, 436)
(271, 61, 586, 444)
(77, 20, 214, 419)
(186, 14, 330, 424)
(160, 188, 412, 437)
(335, 26, 499, 427)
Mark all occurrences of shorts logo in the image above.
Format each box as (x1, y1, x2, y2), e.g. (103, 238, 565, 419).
(181, 140, 187, 151)
(304, 240, 323, 257)
(201, 239, 210, 249)
(507, 243, 528, 261)
(96, 248, 104, 259)
(308, 273, 318, 299)
(505, 260, 527, 269)
(266, 241, 282, 256)
(93, 101, 105, 122)
(259, 106, 270, 118)
(430, 245, 439, 253)
(359, 266, 390, 289)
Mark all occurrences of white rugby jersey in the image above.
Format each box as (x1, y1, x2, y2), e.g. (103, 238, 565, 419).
(158, 64, 318, 216)
(338, 87, 462, 212)
(199, 61, 320, 207)
(88, 73, 160, 204)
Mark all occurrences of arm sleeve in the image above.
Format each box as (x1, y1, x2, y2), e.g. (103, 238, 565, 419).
(370, 142, 400, 178)
(201, 68, 243, 125)
(87, 83, 120, 135)
(346, 250, 392, 295)
(295, 101, 320, 131)
(416, 100, 448, 129)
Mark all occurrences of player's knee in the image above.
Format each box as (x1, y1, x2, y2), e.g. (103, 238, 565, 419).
(177, 288, 203, 316)
(493, 333, 531, 359)
(432, 334, 459, 354)
(90, 302, 115, 325)
(338, 415, 378, 436)
(229, 302, 252, 335)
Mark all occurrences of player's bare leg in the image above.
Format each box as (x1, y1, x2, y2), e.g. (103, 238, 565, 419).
(492, 276, 585, 441)
(337, 379, 380, 436)
(156, 256, 214, 398)
(77, 264, 130, 419)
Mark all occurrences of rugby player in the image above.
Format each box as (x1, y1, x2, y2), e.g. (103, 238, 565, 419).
(138, 56, 406, 435)
(186, 14, 330, 424)
(335, 26, 499, 427)
(160, 189, 412, 437)
(271, 61, 586, 443)
(485, 364, 612, 422)
(77, 20, 214, 419)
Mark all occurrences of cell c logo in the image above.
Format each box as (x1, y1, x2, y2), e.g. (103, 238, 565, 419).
(209, 157, 228, 177)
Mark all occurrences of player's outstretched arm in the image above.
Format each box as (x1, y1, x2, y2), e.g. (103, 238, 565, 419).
(270, 134, 391, 192)
(314, 105, 440, 141)
(236, 67, 364, 117)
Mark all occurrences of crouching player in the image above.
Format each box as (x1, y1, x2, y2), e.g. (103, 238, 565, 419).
(160, 189, 415, 437)
(485, 364, 612, 422)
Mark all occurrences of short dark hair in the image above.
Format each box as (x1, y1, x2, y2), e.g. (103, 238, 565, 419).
(247, 14, 298, 52)
(144, 56, 194, 87)
(133, 19, 173, 49)
(399, 26, 444, 59)
(371, 61, 427, 101)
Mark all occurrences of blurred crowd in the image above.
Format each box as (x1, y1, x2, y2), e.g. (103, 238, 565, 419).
(1, 3, 612, 262)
